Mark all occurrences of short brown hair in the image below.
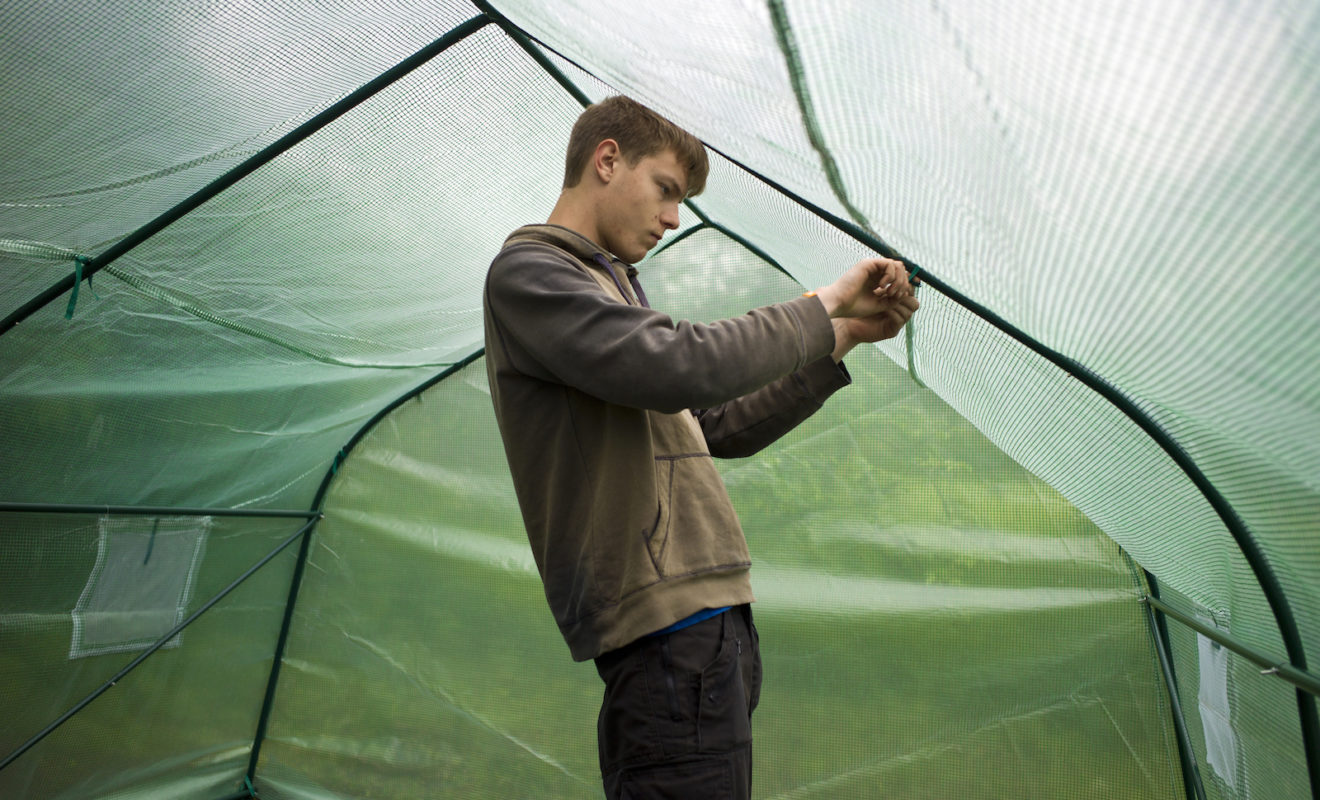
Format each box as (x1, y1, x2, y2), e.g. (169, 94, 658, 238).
(562, 95, 709, 196)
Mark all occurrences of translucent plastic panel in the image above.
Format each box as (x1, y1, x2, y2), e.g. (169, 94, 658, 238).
(0, 0, 476, 254)
(258, 230, 1180, 799)
(495, 0, 854, 224)
(0, 280, 434, 510)
(70, 515, 210, 659)
(97, 25, 581, 370)
(0, 513, 303, 800)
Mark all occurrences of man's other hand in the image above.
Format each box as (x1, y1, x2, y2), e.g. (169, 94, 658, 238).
(830, 292, 920, 362)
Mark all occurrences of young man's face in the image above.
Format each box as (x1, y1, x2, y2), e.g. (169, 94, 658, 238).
(598, 148, 687, 264)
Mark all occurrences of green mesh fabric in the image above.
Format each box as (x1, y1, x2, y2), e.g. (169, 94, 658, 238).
(0, 0, 479, 252)
(1, 1, 1317, 798)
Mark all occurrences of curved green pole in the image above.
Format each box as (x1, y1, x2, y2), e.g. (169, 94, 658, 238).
(244, 348, 485, 786)
(0, 14, 492, 340)
(475, 3, 1318, 795)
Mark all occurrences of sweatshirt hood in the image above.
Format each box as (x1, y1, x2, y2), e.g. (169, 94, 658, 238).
(504, 224, 623, 266)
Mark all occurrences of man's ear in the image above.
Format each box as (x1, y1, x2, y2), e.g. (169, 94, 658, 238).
(592, 139, 621, 184)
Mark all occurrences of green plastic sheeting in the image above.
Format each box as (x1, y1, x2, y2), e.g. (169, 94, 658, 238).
(2, 1, 1317, 798)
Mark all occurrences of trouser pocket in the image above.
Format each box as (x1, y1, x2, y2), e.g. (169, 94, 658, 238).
(741, 604, 761, 716)
(692, 613, 749, 754)
(650, 610, 752, 758)
(595, 607, 760, 778)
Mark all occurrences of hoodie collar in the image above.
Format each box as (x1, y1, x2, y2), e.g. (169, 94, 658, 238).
(505, 224, 649, 305)
(504, 224, 624, 267)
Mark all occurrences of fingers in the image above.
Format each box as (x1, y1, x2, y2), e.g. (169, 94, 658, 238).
(892, 295, 918, 328)
(880, 292, 919, 324)
(883, 296, 917, 329)
(825, 257, 915, 318)
(840, 292, 921, 344)
(858, 257, 909, 298)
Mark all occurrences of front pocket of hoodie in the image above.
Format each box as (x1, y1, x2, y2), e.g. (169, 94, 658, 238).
(645, 454, 749, 578)
(643, 458, 676, 574)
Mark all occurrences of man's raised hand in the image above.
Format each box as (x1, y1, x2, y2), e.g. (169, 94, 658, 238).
(813, 257, 911, 319)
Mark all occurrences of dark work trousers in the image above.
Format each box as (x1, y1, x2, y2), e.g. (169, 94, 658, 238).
(593, 604, 762, 799)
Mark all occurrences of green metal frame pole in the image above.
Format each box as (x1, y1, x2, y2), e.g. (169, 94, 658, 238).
(1144, 594, 1320, 699)
(244, 348, 485, 786)
(0, 14, 493, 339)
(473, 0, 591, 107)
(1142, 572, 1208, 800)
(0, 502, 317, 519)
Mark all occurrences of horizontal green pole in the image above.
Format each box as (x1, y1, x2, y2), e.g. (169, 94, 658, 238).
(0, 502, 318, 519)
(1144, 595, 1320, 698)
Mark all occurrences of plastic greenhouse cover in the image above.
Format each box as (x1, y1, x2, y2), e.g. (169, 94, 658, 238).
(1, 0, 1317, 798)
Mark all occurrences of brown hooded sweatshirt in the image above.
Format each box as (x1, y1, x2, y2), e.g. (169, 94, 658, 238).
(483, 224, 848, 661)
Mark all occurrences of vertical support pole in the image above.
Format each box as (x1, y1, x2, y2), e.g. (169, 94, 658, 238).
(1143, 571, 1208, 800)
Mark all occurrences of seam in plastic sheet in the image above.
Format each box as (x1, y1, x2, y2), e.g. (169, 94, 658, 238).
(100, 263, 467, 370)
(327, 625, 591, 786)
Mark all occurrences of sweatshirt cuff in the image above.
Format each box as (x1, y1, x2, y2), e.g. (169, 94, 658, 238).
(797, 354, 852, 403)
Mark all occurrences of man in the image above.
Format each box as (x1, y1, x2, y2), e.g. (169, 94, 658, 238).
(483, 95, 917, 799)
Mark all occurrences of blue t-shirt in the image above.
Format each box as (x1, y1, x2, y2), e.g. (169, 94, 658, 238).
(648, 606, 731, 637)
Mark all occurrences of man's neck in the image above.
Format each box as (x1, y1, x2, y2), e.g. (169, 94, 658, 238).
(547, 191, 603, 251)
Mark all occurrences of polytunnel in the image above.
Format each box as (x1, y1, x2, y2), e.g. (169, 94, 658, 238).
(1, 1, 1317, 798)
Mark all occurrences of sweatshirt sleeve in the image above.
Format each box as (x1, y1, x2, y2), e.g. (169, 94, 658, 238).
(485, 242, 836, 413)
(697, 355, 852, 458)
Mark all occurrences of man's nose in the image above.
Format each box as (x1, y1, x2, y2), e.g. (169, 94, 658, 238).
(660, 204, 680, 230)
